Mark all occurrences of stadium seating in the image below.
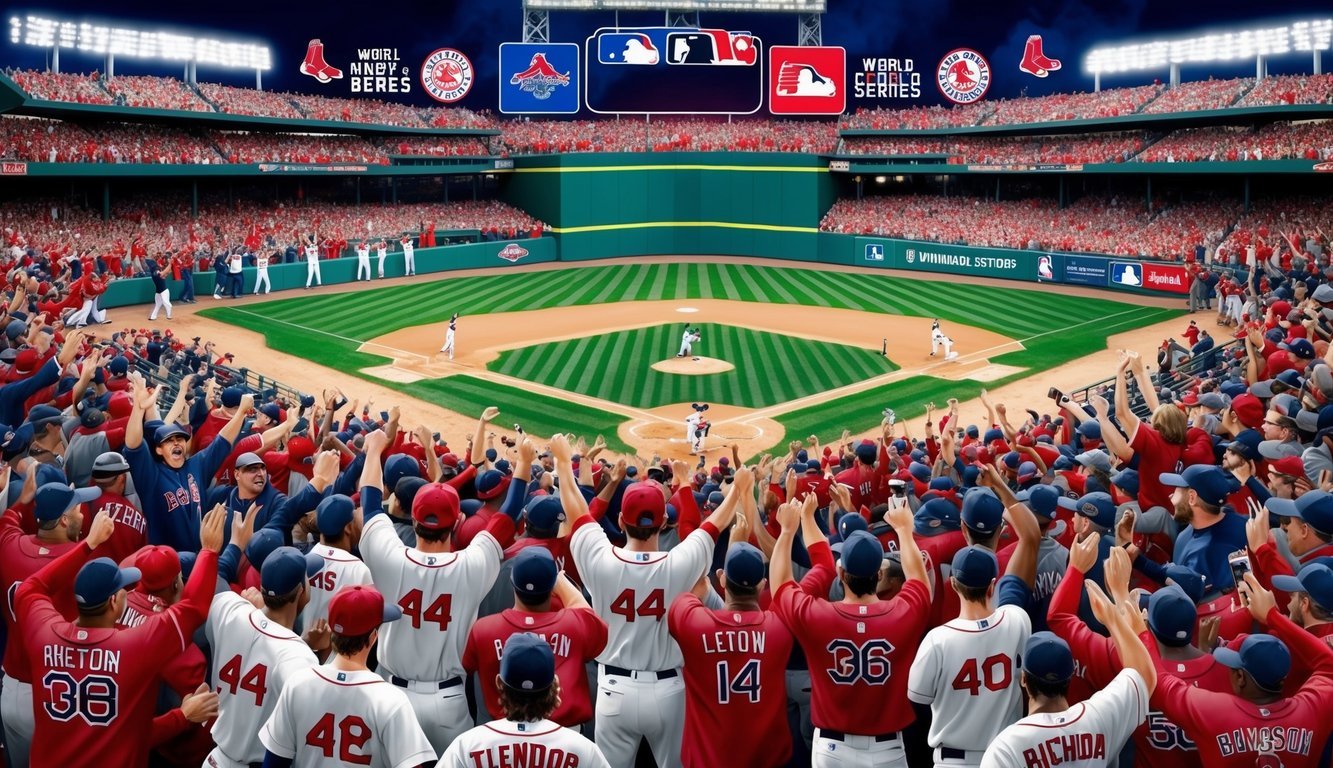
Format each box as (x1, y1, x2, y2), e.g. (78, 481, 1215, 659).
(6, 68, 114, 104)
(1133, 121, 1333, 163)
(386, 136, 492, 156)
(839, 132, 1149, 164)
(102, 75, 212, 112)
(499, 118, 838, 154)
(983, 85, 1162, 125)
(1139, 77, 1252, 114)
(1237, 72, 1333, 107)
(195, 83, 307, 119)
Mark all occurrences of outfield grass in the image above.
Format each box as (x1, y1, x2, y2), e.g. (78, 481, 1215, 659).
(489, 322, 896, 409)
(201, 263, 1181, 452)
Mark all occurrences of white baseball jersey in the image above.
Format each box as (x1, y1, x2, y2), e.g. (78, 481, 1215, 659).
(980, 669, 1148, 768)
(908, 603, 1032, 752)
(437, 718, 611, 768)
(932, 327, 948, 343)
(356, 245, 370, 261)
(257, 254, 270, 269)
(304, 245, 319, 261)
(570, 521, 715, 670)
(300, 544, 374, 630)
(401, 241, 413, 257)
(259, 666, 435, 768)
(359, 514, 503, 682)
(376, 243, 387, 259)
(206, 592, 318, 764)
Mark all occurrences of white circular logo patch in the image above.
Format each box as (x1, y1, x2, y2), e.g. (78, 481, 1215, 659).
(937, 48, 991, 105)
(422, 48, 474, 103)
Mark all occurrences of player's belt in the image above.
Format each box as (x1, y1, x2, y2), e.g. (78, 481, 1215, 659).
(820, 729, 898, 743)
(389, 675, 463, 690)
(939, 747, 979, 760)
(601, 664, 678, 680)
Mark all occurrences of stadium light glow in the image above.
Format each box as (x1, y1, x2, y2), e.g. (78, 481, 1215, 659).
(8, 14, 272, 70)
(1085, 18, 1332, 74)
(525, 0, 826, 11)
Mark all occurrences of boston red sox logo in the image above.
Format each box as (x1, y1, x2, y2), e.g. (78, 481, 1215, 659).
(498, 244, 530, 263)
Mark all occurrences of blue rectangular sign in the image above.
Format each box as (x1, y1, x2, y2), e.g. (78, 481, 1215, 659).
(499, 43, 580, 114)
(585, 27, 763, 114)
(1064, 254, 1110, 287)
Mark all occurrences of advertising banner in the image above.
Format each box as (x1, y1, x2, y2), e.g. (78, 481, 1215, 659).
(499, 42, 580, 114)
(1140, 262, 1189, 294)
(1064, 255, 1110, 287)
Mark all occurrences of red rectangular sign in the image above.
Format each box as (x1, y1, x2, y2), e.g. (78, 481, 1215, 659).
(769, 45, 845, 115)
(1141, 262, 1189, 294)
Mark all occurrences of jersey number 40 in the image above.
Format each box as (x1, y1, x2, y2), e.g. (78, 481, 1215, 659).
(951, 653, 1013, 696)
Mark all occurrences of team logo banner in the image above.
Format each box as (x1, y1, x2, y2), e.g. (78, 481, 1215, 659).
(585, 27, 763, 114)
(769, 45, 846, 115)
(500, 43, 579, 114)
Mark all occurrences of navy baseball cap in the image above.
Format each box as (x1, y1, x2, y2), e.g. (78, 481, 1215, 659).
(316, 494, 356, 538)
(1163, 564, 1206, 603)
(1076, 420, 1101, 440)
(1159, 465, 1237, 508)
(914, 497, 961, 535)
(961, 488, 1004, 535)
(805, 459, 822, 473)
(724, 542, 766, 588)
(1222, 430, 1262, 462)
(1146, 585, 1197, 648)
(1281, 338, 1317, 360)
(1266, 491, 1333, 535)
(928, 476, 955, 493)
(244, 528, 285, 571)
(475, 470, 511, 500)
(220, 387, 244, 408)
(1022, 632, 1075, 684)
(153, 423, 190, 443)
(839, 531, 885, 579)
(1016, 485, 1060, 520)
(261, 547, 323, 597)
(951, 546, 998, 590)
(1002, 451, 1022, 470)
(34, 483, 100, 523)
(499, 632, 556, 692)
(1110, 469, 1140, 499)
(329, 585, 402, 636)
(257, 403, 282, 423)
(853, 442, 878, 463)
(26, 405, 64, 430)
(1058, 491, 1117, 530)
(510, 547, 559, 597)
(908, 462, 931, 481)
(1273, 562, 1333, 613)
(383, 454, 421, 490)
(523, 496, 566, 533)
(1214, 635, 1291, 692)
(74, 557, 141, 607)
(837, 512, 869, 540)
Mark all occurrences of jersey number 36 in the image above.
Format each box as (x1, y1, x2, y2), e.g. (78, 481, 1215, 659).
(42, 671, 118, 725)
(826, 639, 893, 685)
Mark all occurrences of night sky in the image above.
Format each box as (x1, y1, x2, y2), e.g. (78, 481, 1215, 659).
(5, 1, 1331, 113)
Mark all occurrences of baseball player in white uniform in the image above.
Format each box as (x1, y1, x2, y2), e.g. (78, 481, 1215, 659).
(259, 584, 435, 768)
(931, 319, 958, 360)
(555, 433, 740, 768)
(300, 495, 374, 632)
(980, 578, 1156, 768)
(401, 236, 416, 276)
(355, 240, 372, 282)
(438, 633, 611, 768)
(304, 236, 322, 288)
(206, 546, 322, 768)
(684, 410, 704, 453)
(356, 423, 513, 755)
(439, 313, 458, 359)
(255, 250, 272, 294)
(676, 325, 701, 357)
(376, 239, 389, 278)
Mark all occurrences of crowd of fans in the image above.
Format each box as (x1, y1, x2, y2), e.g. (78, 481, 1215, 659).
(194, 82, 306, 120)
(820, 194, 1236, 260)
(1133, 120, 1333, 163)
(840, 131, 1149, 164)
(6, 68, 114, 104)
(100, 75, 212, 113)
(386, 136, 492, 156)
(499, 118, 839, 154)
(1216, 197, 1333, 268)
(0, 116, 225, 165)
(1140, 76, 1253, 114)
(841, 102, 994, 130)
(1238, 72, 1333, 107)
(985, 84, 1162, 125)
(208, 131, 390, 165)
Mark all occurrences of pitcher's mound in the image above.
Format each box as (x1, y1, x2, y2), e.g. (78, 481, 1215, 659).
(650, 356, 734, 375)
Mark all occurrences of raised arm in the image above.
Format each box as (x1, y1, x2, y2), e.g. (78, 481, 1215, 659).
(124, 372, 160, 451)
(1090, 393, 1133, 463)
(216, 393, 255, 447)
(982, 464, 1039, 588)
(1112, 355, 1141, 438)
(1086, 579, 1156, 695)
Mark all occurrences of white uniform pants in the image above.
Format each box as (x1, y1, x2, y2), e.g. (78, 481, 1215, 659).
(306, 256, 321, 287)
(1226, 294, 1243, 324)
(202, 745, 251, 768)
(678, 339, 692, 356)
(1, 674, 33, 768)
(594, 667, 685, 768)
(404, 250, 415, 275)
(934, 746, 985, 767)
(377, 251, 387, 278)
(255, 269, 270, 294)
(813, 727, 907, 768)
(440, 329, 455, 358)
(150, 289, 172, 320)
(69, 297, 104, 327)
(386, 676, 470, 758)
(356, 252, 371, 281)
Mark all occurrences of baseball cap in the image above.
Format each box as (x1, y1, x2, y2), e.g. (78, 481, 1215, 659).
(1015, 485, 1060, 520)
(913, 497, 962, 535)
(1214, 635, 1291, 692)
(220, 387, 244, 408)
(475, 470, 511, 500)
(383, 454, 421, 490)
(1281, 338, 1317, 360)
(1016, 461, 1039, 483)
(1222, 430, 1262, 462)
(132, 545, 182, 592)
(961, 488, 1004, 535)
(523, 496, 565, 534)
(724, 542, 766, 588)
(33, 483, 100, 523)
(316, 494, 356, 538)
(394, 476, 428, 511)
(1022, 632, 1075, 684)
(107, 356, 128, 376)
(908, 462, 931, 482)
(620, 483, 666, 529)
(805, 459, 822, 474)
(1159, 465, 1237, 508)
(1163, 564, 1206, 603)
(1074, 450, 1112, 473)
(1269, 455, 1306, 479)
(1229, 394, 1265, 430)
(153, 423, 190, 444)
(74, 557, 141, 607)
(499, 633, 556, 692)
(1146, 585, 1197, 647)
(837, 512, 869, 541)
(1075, 420, 1102, 441)
(1296, 404, 1333, 433)
(27, 405, 64, 431)
(510, 547, 559, 597)
(950, 546, 998, 590)
(1058, 491, 1117, 530)
(854, 442, 877, 463)
(1198, 392, 1229, 411)
(1266, 491, 1333, 535)
(412, 483, 461, 530)
(839, 531, 885, 579)
(1272, 562, 1333, 613)
(234, 452, 265, 471)
(1109, 469, 1140, 499)
(328, 585, 402, 636)
(244, 528, 285, 571)
(91, 451, 131, 476)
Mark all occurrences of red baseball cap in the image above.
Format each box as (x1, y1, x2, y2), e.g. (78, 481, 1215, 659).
(129, 545, 180, 592)
(1270, 456, 1306, 478)
(1229, 393, 1265, 430)
(328, 585, 402, 636)
(412, 483, 461, 530)
(620, 482, 666, 528)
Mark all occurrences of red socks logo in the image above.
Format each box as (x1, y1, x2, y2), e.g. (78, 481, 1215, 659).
(300, 39, 344, 84)
(1019, 35, 1061, 78)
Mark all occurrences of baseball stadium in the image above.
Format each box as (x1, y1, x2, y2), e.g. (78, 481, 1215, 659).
(1, 1, 1332, 767)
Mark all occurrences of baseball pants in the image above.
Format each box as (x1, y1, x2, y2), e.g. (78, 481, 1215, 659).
(202, 745, 254, 768)
(934, 746, 985, 767)
(254, 269, 270, 294)
(813, 727, 907, 768)
(150, 289, 172, 320)
(1, 674, 33, 768)
(357, 253, 371, 281)
(306, 257, 321, 287)
(389, 676, 471, 757)
(377, 252, 387, 278)
(404, 251, 416, 275)
(1226, 294, 1243, 324)
(786, 669, 814, 752)
(678, 340, 692, 356)
(441, 330, 455, 358)
(594, 667, 685, 768)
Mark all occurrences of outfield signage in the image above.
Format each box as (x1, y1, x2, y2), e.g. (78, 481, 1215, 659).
(1064, 255, 1110, 287)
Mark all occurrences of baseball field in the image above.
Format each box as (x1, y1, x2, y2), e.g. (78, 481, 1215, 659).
(198, 259, 1183, 458)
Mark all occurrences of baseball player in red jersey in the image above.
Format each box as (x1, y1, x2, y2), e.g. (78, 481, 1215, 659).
(668, 508, 795, 768)
(0, 476, 96, 767)
(771, 490, 931, 767)
(15, 505, 225, 768)
(1152, 571, 1333, 767)
(463, 548, 608, 727)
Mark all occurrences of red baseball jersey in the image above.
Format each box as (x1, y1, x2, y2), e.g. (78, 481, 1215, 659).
(15, 543, 218, 768)
(668, 594, 795, 768)
(916, 529, 967, 628)
(0, 506, 77, 683)
(78, 491, 147, 566)
(462, 606, 607, 726)
(773, 544, 931, 735)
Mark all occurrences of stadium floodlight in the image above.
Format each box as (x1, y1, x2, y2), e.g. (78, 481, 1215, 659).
(1085, 18, 1332, 74)
(525, 0, 826, 11)
(8, 14, 272, 70)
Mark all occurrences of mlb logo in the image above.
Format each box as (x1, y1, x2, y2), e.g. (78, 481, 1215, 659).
(1111, 262, 1143, 288)
(864, 244, 884, 262)
(769, 45, 845, 115)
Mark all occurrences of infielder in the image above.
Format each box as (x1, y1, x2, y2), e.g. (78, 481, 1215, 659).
(931, 319, 958, 360)
(438, 633, 611, 768)
(304, 235, 322, 288)
(376, 239, 389, 278)
(255, 249, 273, 294)
(440, 313, 459, 359)
(401, 235, 416, 276)
(685, 409, 704, 454)
(355, 240, 372, 282)
(205, 546, 322, 768)
(558, 433, 739, 768)
(677, 325, 701, 357)
(258, 584, 436, 768)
